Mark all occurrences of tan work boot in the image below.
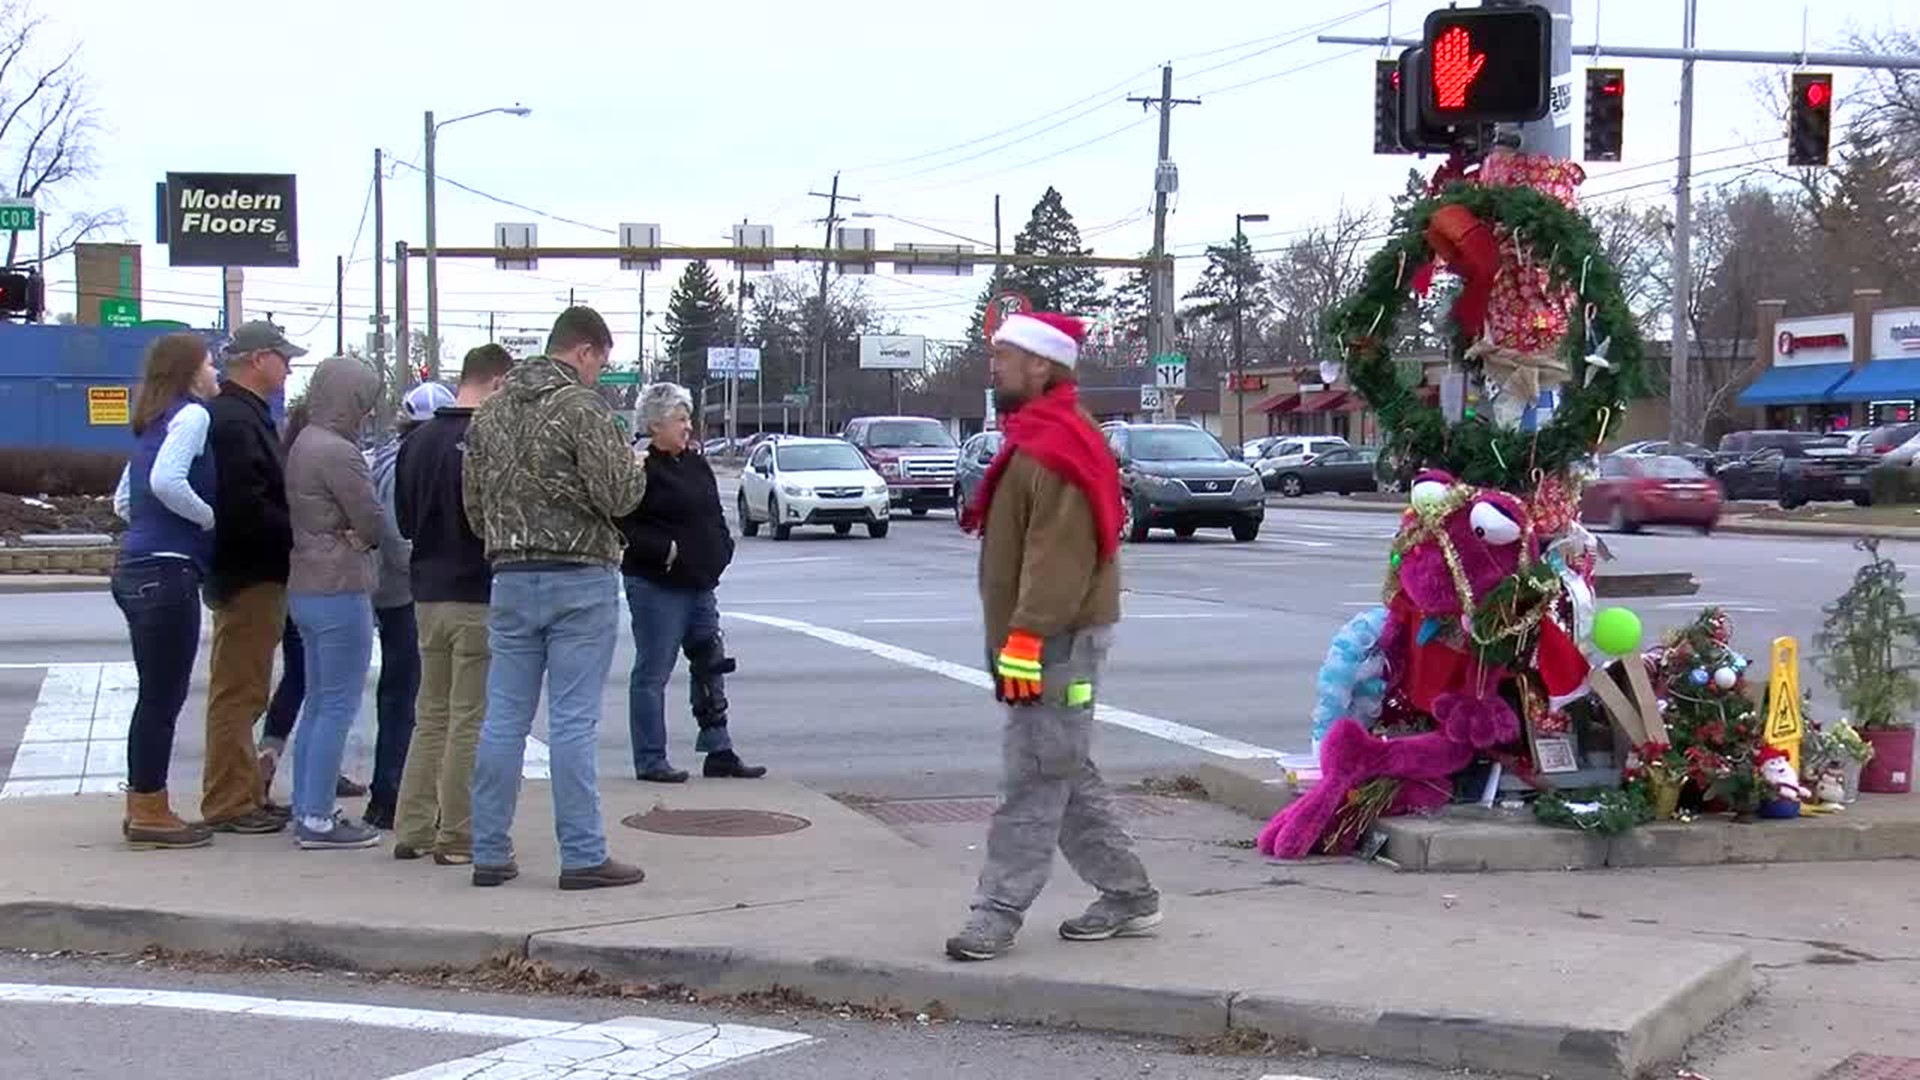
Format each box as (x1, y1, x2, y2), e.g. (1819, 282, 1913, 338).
(124, 790, 214, 850)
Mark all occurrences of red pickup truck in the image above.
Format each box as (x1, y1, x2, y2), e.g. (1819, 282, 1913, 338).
(841, 415, 959, 516)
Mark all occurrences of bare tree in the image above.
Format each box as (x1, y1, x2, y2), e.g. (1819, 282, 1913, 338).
(1262, 206, 1378, 370)
(0, 2, 122, 266)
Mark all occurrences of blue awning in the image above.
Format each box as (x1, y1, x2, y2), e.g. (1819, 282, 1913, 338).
(1830, 359, 1920, 403)
(1735, 362, 1854, 407)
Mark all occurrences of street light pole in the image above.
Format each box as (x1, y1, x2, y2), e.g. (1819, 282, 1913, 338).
(1232, 212, 1268, 452)
(424, 104, 531, 381)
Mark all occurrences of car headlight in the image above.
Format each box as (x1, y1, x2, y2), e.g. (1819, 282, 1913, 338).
(1135, 473, 1173, 490)
(781, 484, 810, 497)
(867, 482, 888, 496)
(878, 460, 903, 478)
(1235, 474, 1261, 493)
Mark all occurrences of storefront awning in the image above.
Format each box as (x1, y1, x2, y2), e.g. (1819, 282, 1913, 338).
(1256, 391, 1300, 414)
(1297, 390, 1349, 412)
(1830, 359, 1920, 403)
(1734, 362, 1854, 407)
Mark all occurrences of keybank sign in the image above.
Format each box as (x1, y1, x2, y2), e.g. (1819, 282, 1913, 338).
(161, 172, 299, 268)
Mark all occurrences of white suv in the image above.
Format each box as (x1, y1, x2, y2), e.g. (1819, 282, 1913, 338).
(739, 437, 892, 540)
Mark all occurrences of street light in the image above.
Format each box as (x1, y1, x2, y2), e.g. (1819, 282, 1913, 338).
(425, 104, 531, 379)
(1232, 212, 1269, 451)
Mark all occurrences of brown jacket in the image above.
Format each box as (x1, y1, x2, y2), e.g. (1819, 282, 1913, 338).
(286, 356, 384, 595)
(977, 451, 1120, 651)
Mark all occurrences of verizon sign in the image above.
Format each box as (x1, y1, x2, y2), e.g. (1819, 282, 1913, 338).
(858, 334, 927, 371)
(163, 172, 299, 268)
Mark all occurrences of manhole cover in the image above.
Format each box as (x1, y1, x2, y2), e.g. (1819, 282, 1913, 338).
(621, 808, 811, 837)
(1825, 1054, 1920, 1080)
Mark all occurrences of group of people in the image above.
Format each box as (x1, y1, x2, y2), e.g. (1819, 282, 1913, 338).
(110, 306, 759, 892)
(110, 300, 1159, 958)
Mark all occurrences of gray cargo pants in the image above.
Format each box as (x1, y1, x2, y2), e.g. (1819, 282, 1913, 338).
(971, 627, 1154, 926)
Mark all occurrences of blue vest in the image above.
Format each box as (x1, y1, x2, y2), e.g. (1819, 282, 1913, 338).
(124, 398, 218, 569)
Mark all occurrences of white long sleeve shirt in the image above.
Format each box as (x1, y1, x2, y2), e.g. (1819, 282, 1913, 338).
(114, 402, 216, 550)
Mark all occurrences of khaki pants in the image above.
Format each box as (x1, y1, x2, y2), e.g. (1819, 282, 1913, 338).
(395, 601, 491, 856)
(202, 581, 286, 822)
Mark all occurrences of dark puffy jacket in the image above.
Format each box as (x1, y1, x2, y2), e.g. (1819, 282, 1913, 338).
(618, 445, 734, 591)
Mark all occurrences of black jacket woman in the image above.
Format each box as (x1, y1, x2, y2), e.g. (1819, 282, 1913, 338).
(617, 382, 765, 783)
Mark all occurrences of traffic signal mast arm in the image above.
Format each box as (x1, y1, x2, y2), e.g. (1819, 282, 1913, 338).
(402, 245, 1160, 271)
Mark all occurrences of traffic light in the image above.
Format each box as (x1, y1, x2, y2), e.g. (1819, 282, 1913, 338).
(1788, 72, 1833, 166)
(1421, 4, 1552, 123)
(1374, 59, 1408, 154)
(0, 269, 43, 320)
(1584, 68, 1624, 162)
(1397, 47, 1462, 153)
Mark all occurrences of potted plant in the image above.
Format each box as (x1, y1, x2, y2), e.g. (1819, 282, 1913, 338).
(1803, 717, 1875, 803)
(1815, 538, 1920, 794)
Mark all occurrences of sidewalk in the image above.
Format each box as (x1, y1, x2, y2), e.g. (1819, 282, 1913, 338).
(0, 572, 108, 594)
(0, 779, 1757, 1079)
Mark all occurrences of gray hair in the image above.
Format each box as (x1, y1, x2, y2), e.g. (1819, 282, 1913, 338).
(639, 381, 694, 432)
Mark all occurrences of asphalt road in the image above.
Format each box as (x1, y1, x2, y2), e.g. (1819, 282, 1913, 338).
(0, 953, 1472, 1080)
(0, 495, 1908, 803)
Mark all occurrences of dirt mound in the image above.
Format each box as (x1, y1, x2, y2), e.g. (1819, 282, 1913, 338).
(0, 493, 123, 541)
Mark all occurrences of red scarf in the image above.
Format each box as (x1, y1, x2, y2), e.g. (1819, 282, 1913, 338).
(962, 382, 1121, 562)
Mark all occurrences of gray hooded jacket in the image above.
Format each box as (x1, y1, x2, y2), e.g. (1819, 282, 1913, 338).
(286, 356, 384, 595)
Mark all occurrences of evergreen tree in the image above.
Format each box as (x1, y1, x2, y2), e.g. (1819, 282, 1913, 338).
(1001, 187, 1105, 315)
(663, 260, 735, 386)
(1107, 259, 1153, 349)
(1809, 127, 1920, 304)
(1180, 232, 1266, 327)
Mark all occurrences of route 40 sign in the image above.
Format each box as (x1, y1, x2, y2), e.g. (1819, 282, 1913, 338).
(1153, 353, 1187, 389)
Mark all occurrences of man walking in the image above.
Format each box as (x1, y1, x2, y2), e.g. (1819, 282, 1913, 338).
(947, 311, 1160, 961)
(203, 321, 303, 834)
(391, 345, 511, 864)
(463, 308, 648, 890)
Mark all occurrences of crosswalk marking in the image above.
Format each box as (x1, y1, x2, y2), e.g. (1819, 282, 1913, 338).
(0, 982, 811, 1079)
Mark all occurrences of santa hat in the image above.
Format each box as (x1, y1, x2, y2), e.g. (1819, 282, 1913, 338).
(992, 312, 1086, 368)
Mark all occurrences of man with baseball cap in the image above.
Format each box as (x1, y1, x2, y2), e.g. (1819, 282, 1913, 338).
(202, 320, 305, 834)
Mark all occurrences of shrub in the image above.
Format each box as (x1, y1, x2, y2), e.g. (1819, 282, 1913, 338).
(0, 447, 128, 497)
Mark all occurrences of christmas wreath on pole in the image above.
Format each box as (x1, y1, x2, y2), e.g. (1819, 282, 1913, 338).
(1329, 165, 1647, 493)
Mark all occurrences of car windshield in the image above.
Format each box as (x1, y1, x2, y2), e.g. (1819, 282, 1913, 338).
(1641, 455, 1704, 479)
(867, 420, 956, 449)
(1132, 429, 1228, 461)
(777, 443, 869, 471)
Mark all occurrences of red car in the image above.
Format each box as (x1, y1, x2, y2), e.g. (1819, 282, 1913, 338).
(1581, 454, 1724, 534)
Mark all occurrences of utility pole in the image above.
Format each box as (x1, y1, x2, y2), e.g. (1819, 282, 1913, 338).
(373, 148, 386, 398)
(730, 217, 746, 450)
(993, 194, 1002, 255)
(637, 267, 648, 379)
(1130, 65, 1199, 423)
(1669, 0, 1699, 444)
(809, 173, 860, 435)
(334, 255, 345, 354)
(423, 110, 438, 377)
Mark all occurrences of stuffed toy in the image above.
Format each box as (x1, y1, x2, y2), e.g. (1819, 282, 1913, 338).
(1310, 607, 1389, 749)
(1257, 718, 1470, 859)
(1758, 748, 1810, 819)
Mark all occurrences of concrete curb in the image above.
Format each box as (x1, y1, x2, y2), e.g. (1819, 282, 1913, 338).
(1266, 495, 1920, 539)
(0, 545, 114, 577)
(0, 574, 109, 594)
(0, 897, 1747, 1079)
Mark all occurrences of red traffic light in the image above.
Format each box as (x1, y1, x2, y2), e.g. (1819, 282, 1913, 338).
(1804, 79, 1830, 109)
(1420, 5, 1552, 122)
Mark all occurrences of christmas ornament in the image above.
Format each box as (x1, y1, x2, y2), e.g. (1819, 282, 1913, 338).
(1713, 667, 1737, 690)
(1690, 668, 1710, 687)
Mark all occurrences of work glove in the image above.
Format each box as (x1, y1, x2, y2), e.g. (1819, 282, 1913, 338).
(994, 630, 1044, 706)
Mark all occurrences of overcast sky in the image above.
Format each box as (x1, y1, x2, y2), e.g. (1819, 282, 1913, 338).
(33, 0, 1915, 380)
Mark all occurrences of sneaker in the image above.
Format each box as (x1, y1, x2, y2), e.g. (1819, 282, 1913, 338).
(393, 843, 428, 861)
(472, 860, 519, 887)
(206, 807, 288, 835)
(294, 813, 383, 851)
(336, 775, 368, 798)
(636, 765, 690, 784)
(558, 857, 647, 891)
(434, 850, 473, 866)
(1058, 892, 1163, 942)
(944, 910, 1019, 962)
(363, 803, 396, 831)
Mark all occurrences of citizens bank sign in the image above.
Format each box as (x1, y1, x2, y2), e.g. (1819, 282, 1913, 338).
(159, 172, 299, 268)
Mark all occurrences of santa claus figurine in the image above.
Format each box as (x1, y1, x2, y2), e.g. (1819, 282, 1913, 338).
(1758, 748, 1810, 819)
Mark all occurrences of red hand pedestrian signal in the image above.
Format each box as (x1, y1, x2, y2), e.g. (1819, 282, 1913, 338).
(1430, 25, 1487, 110)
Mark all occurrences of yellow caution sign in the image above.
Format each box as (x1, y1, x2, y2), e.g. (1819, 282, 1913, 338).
(87, 386, 129, 426)
(1765, 636, 1804, 774)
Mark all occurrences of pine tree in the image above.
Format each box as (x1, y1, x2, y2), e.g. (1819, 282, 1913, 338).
(1108, 259, 1153, 349)
(1180, 232, 1265, 327)
(1000, 187, 1105, 315)
(664, 260, 735, 386)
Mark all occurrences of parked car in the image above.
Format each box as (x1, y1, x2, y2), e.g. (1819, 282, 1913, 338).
(737, 437, 891, 540)
(1851, 421, 1920, 457)
(1613, 439, 1716, 474)
(1240, 436, 1282, 461)
(1580, 454, 1724, 534)
(1254, 436, 1350, 489)
(953, 430, 1004, 521)
(1712, 437, 1874, 507)
(842, 415, 958, 516)
(1107, 423, 1264, 542)
(1713, 430, 1821, 471)
(1270, 446, 1382, 497)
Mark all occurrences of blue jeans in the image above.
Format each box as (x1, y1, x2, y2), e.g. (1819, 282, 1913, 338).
(371, 603, 420, 812)
(471, 567, 619, 872)
(287, 592, 374, 822)
(112, 557, 203, 794)
(624, 576, 732, 773)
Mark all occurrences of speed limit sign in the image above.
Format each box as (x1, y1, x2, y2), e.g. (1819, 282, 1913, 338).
(1139, 385, 1163, 411)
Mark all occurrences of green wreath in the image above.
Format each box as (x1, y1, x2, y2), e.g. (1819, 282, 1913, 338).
(1329, 182, 1647, 493)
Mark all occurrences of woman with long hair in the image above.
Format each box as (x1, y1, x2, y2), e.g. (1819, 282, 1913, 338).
(109, 333, 221, 848)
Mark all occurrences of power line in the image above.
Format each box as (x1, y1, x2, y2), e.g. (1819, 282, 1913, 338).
(1182, 4, 1390, 80)
(386, 157, 616, 235)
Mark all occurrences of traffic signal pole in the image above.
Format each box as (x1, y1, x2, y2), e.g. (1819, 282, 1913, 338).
(1514, 0, 1572, 158)
(1670, 0, 1699, 444)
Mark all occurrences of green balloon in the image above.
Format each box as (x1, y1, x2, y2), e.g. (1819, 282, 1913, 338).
(1592, 607, 1643, 657)
(1390, 551, 1402, 570)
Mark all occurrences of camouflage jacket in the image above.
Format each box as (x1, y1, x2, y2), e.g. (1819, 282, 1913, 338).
(462, 356, 646, 568)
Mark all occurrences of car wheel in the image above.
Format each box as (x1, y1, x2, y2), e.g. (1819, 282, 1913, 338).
(1231, 520, 1261, 542)
(1608, 501, 1641, 534)
(867, 520, 890, 539)
(1779, 494, 1803, 510)
(1123, 496, 1150, 544)
(1698, 521, 1715, 535)
(1279, 474, 1304, 498)
(1854, 494, 1873, 508)
(1174, 526, 1197, 539)
(952, 487, 966, 526)
(911, 506, 929, 518)
(833, 522, 853, 536)
(770, 497, 793, 541)
(738, 492, 759, 537)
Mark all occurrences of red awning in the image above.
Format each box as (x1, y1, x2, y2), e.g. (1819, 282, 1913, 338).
(1256, 391, 1300, 414)
(1297, 390, 1349, 412)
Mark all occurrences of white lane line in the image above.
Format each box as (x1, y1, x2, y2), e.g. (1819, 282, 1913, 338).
(865, 590, 947, 598)
(1255, 537, 1335, 549)
(864, 617, 972, 625)
(729, 556, 844, 567)
(727, 611, 1286, 760)
(1130, 612, 1249, 620)
(0, 983, 809, 1080)
(1653, 599, 1775, 613)
(1775, 556, 1820, 564)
